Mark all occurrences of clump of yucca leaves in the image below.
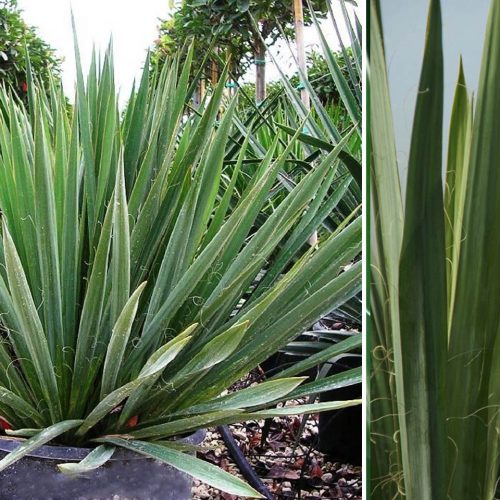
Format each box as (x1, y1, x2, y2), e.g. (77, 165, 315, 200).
(371, 0, 500, 499)
(0, 31, 361, 496)
(237, 0, 362, 340)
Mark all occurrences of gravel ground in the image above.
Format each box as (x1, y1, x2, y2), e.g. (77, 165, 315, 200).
(191, 315, 362, 499)
(191, 414, 361, 499)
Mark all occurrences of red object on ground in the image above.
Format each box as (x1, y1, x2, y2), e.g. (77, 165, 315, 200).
(21, 81, 28, 93)
(0, 417, 12, 431)
(126, 415, 139, 428)
(310, 464, 323, 479)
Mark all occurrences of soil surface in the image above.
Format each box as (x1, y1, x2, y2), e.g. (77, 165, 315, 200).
(191, 413, 361, 499)
(191, 315, 362, 499)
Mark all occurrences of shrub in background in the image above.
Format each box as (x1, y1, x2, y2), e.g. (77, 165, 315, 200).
(0, 0, 60, 95)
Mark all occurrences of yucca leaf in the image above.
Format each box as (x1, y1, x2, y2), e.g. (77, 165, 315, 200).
(397, 1, 447, 497)
(58, 445, 115, 475)
(274, 122, 361, 186)
(123, 52, 150, 188)
(5, 105, 40, 301)
(5, 429, 40, 438)
(2, 222, 61, 422)
(95, 57, 118, 220)
(110, 155, 131, 327)
(0, 420, 83, 472)
(308, 2, 360, 128)
(186, 97, 238, 259)
(101, 282, 147, 399)
(202, 130, 249, 247)
(77, 334, 192, 436)
(249, 399, 361, 418)
(444, 60, 472, 328)
(70, 206, 113, 416)
(169, 321, 248, 385)
(196, 129, 356, 333)
(0, 387, 44, 427)
(0, 339, 32, 404)
(272, 334, 361, 379)
(72, 13, 97, 238)
(99, 438, 264, 498)
(130, 410, 246, 439)
(60, 113, 81, 342)
(284, 367, 361, 401)
(117, 332, 194, 427)
(32, 100, 65, 392)
(171, 377, 307, 417)
(196, 261, 361, 398)
(254, 171, 350, 295)
(447, 1, 500, 497)
(369, 0, 404, 496)
(338, 0, 361, 73)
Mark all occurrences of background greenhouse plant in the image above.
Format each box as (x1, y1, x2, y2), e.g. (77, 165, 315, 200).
(370, 0, 500, 499)
(168, 0, 362, 380)
(226, 0, 363, 459)
(242, 0, 362, 351)
(0, 20, 361, 496)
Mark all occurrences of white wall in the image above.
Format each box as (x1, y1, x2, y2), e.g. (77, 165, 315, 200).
(380, 0, 490, 181)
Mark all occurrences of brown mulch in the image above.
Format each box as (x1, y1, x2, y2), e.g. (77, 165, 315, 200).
(191, 413, 361, 499)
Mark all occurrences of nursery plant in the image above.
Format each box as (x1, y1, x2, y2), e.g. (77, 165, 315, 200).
(219, 0, 361, 244)
(370, 0, 500, 499)
(0, 30, 362, 498)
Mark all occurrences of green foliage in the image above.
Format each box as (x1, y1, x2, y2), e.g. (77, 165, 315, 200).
(294, 49, 358, 104)
(0, 36, 361, 495)
(223, 0, 362, 371)
(237, 49, 358, 116)
(0, 0, 60, 95)
(151, 0, 329, 80)
(370, 0, 500, 498)
(241, 0, 361, 195)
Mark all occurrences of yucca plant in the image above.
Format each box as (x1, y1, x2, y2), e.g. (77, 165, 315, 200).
(216, 0, 362, 336)
(0, 28, 362, 496)
(370, 0, 500, 498)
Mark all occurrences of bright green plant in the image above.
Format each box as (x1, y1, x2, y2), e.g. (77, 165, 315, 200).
(223, 0, 362, 346)
(222, 0, 361, 216)
(370, 0, 500, 498)
(250, 0, 361, 188)
(0, 29, 361, 496)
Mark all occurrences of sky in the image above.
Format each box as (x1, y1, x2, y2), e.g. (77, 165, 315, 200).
(17, 0, 360, 105)
(381, 0, 490, 179)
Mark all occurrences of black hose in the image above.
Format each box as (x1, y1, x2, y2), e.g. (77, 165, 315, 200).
(217, 425, 274, 500)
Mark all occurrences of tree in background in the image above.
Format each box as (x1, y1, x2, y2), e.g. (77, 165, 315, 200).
(152, 0, 329, 103)
(237, 49, 358, 117)
(0, 0, 60, 95)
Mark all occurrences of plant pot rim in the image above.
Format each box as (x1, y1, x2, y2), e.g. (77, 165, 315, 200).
(0, 429, 206, 462)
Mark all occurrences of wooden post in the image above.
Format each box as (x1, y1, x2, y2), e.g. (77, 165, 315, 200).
(294, 0, 310, 110)
(211, 58, 219, 86)
(294, 0, 316, 247)
(200, 78, 206, 104)
(255, 36, 266, 104)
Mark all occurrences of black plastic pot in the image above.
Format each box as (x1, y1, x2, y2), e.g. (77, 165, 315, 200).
(0, 429, 205, 500)
(318, 355, 361, 464)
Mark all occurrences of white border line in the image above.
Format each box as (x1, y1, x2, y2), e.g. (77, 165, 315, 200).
(359, 0, 368, 497)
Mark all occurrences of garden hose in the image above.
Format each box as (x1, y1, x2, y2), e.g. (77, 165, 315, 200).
(217, 425, 274, 500)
